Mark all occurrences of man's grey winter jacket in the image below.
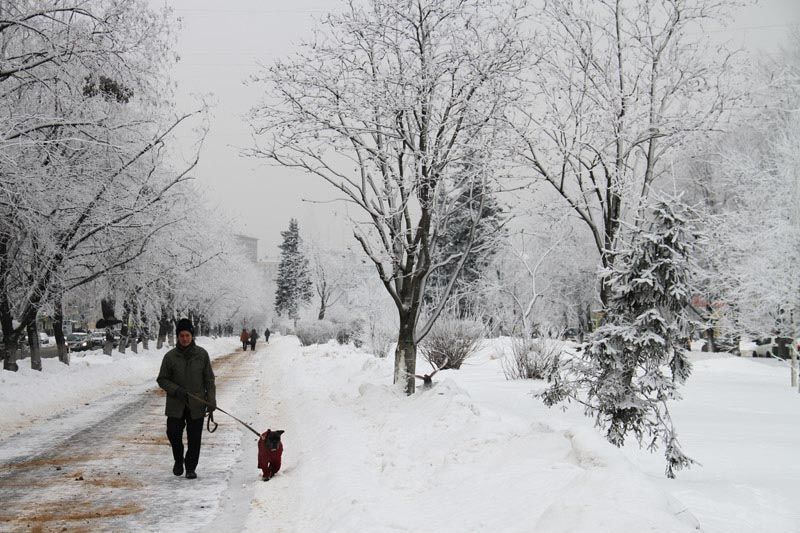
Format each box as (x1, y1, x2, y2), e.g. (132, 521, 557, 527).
(157, 342, 216, 419)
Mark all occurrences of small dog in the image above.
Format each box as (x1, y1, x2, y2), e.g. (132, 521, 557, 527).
(257, 429, 284, 481)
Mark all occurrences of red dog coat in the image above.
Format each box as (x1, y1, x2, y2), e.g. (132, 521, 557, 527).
(257, 429, 283, 479)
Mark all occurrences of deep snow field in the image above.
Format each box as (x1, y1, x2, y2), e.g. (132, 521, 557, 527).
(1, 335, 799, 532)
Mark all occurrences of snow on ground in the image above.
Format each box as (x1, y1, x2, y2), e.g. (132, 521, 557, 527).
(620, 354, 800, 532)
(245, 338, 697, 532)
(2, 334, 798, 532)
(245, 337, 800, 533)
(0, 336, 238, 441)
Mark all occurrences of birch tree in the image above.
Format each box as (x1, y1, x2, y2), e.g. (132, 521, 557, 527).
(250, 0, 528, 393)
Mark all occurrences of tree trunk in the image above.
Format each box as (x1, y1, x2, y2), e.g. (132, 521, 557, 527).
(129, 299, 139, 353)
(54, 292, 69, 365)
(118, 300, 131, 354)
(157, 306, 169, 349)
(27, 320, 41, 371)
(1, 342, 19, 372)
(141, 308, 149, 350)
(0, 279, 18, 371)
(703, 327, 716, 353)
(167, 311, 175, 347)
(318, 298, 326, 320)
(393, 318, 417, 395)
(103, 329, 114, 356)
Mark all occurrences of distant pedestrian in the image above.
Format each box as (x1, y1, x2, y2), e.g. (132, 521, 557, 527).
(240, 327, 249, 351)
(249, 328, 258, 351)
(157, 318, 216, 480)
(264, 328, 270, 344)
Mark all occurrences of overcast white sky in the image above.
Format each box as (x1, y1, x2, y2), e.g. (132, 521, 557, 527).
(159, 0, 800, 259)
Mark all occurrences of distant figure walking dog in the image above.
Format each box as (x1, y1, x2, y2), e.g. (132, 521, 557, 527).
(249, 328, 258, 351)
(240, 327, 249, 351)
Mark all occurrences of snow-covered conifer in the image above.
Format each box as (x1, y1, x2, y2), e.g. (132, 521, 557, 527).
(274, 219, 312, 319)
(541, 197, 703, 478)
(425, 178, 505, 317)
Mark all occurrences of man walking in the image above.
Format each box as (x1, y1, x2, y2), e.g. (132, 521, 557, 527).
(157, 318, 216, 479)
(264, 327, 270, 344)
(249, 328, 258, 351)
(240, 327, 249, 351)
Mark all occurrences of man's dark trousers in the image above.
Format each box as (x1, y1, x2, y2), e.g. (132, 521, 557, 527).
(166, 407, 204, 471)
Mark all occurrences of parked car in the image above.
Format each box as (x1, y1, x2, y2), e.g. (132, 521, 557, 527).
(89, 331, 106, 348)
(38, 332, 50, 345)
(66, 332, 91, 352)
(89, 330, 119, 349)
(751, 336, 796, 359)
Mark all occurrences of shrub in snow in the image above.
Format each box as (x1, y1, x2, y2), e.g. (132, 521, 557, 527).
(270, 316, 296, 336)
(335, 328, 350, 345)
(419, 317, 483, 370)
(502, 337, 563, 380)
(295, 320, 339, 346)
(335, 319, 364, 347)
(357, 315, 396, 358)
(539, 198, 703, 478)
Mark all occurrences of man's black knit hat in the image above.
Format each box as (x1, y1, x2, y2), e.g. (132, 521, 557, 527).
(176, 318, 194, 336)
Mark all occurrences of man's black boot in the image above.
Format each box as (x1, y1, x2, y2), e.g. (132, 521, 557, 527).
(185, 470, 197, 479)
(173, 461, 184, 476)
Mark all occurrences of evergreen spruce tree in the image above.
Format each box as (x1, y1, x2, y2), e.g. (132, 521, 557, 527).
(426, 178, 504, 316)
(274, 218, 313, 319)
(541, 197, 703, 478)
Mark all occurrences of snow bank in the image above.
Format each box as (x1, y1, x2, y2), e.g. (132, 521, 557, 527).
(245, 338, 696, 532)
(0, 337, 239, 440)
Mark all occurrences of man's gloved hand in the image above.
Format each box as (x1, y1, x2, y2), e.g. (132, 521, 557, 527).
(207, 403, 216, 414)
(175, 386, 189, 402)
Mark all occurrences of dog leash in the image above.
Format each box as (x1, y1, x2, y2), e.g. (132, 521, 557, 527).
(185, 391, 262, 437)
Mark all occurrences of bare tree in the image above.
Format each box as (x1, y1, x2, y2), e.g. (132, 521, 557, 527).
(250, 0, 529, 393)
(516, 0, 744, 304)
(310, 246, 362, 320)
(689, 36, 800, 349)
(0, 0, 208, 370)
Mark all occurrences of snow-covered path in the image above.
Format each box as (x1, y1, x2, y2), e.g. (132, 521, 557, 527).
(242, 338, 699, 532)
(3, 336, 798, 532)
(0, 343, 272, 532)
